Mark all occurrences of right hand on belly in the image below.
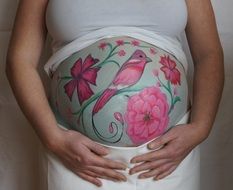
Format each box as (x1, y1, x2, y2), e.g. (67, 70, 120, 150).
(46, 127, 128, 187)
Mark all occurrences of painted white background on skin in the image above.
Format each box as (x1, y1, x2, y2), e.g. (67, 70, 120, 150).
(0, 0, 232, 189)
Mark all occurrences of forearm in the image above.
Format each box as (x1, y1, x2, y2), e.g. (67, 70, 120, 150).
(190, 52, 224, 141)
(6, 62, 62, 149)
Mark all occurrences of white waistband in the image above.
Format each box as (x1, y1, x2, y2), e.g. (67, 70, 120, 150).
(44, 26, 188, 77)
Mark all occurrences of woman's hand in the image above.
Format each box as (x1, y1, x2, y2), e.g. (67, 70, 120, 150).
(46, 128, 128, 187)
(128, 123, 208, 180)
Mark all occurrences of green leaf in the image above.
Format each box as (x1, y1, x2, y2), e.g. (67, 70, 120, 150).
(173, 96, 181, 104)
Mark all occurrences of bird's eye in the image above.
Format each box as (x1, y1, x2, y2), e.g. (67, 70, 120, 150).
(139, 55, 143, 58)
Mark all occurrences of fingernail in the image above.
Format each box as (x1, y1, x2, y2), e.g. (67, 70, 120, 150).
(154, 176, 161, 181)
(121, 164, 127, 170)
(148, 143, 154, 149)
(130, 159, 136, 163)
(129, 170, 134, 175)
(138, 175, 146, 179)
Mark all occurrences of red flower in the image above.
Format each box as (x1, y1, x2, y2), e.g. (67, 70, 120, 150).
(159, 55, 181, 85)
(116, 40, 124, 46)
(64, 54, 100, 104)
(149, 48, 157, 55)
(118, 50, 126, 56)
(98, 42, 107, 50)
(131, 40, 140, 46)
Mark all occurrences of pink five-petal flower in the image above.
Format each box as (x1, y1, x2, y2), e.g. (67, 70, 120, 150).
(159, 55, 181, 85)
(64, 54, 100, 105)
(98, 42, 107, 50)
(118, 50, 126, 56)
(131, 40, 140, 46)
(124, 86, 169, 145)
(116, 39, 124, 46)
(152, 69, 159, 77)
(150, 48, 157, 55)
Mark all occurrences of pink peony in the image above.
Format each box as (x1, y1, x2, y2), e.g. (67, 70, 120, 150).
(124, 86, 169, 145)
(159, 55, 181, 85)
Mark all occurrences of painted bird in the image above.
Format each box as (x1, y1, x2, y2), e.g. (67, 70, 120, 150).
(92, 49, 152, 115)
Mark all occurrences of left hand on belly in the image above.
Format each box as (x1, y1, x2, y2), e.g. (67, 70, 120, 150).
(128, 123, 207, 180)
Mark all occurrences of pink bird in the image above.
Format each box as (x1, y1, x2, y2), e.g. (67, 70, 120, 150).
(92, 49, 152, 115)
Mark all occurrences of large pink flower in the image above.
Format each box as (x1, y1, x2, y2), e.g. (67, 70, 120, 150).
(159, 55, 181, 85)
(64, 54, 100, 104)
(124, 86, 169, 145)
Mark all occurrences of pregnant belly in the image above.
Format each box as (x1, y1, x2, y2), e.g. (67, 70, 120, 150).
(49, 35, 189, 147)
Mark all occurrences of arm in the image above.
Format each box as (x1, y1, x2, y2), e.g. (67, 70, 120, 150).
(5, 0, 61, 149)
(5, 0, 127, 186)
(129, 0, 224, 180)
(185, 0, 224, 139)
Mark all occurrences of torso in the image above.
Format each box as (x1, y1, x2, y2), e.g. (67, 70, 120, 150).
(45, 1, 189, 147)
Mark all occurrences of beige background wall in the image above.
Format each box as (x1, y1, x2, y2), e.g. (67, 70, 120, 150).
(0, 0, 232, 189)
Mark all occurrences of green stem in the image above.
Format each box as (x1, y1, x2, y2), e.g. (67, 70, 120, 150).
(72, 91, 104, 115)
(157, 76, 174, 114)
(73, 85, 147, 117)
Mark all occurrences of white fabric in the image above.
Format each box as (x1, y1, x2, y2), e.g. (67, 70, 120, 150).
(1, 1, 233, 190)
(45, 0, 187, 51)
(40, 111, 200, 190)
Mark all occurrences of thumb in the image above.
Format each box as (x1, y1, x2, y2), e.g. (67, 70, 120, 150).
(88, 141, 110, 156)
(147, 131, 174, 150)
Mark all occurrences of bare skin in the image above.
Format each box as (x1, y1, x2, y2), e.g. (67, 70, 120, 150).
(129, 0, 224, 180)
(5, 0, 224, 186)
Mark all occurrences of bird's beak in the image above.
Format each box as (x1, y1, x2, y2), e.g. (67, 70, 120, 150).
(146, 57, 152, 63)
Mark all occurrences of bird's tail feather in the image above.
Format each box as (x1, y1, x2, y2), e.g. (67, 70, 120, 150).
(92, 88, 117, 115)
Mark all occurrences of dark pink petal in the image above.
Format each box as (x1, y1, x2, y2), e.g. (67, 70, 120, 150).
(159, 56, 169, 67)
(71, 58, 82, 77)
(170, 68, 181, 85)
(168, 57, 176, 69)
(82, 54, 99, 71)
(82, 67, 100, 85)
(77, 78, 94, 105)
(64, 80, 77, 101)
(160, 66, 171, 80)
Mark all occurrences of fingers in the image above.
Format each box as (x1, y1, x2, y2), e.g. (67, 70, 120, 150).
(130, 147, 171, 163)
(87, 141, 110, 156)
(129, 159, 169, 175)
(87, 152, 128, 170)
(77, 172, 102, 187)
(87, 165, 127, 182)
(147, 130, 175, 150)
(138, 162, 174, 179)
(154, 165, 177, 180)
